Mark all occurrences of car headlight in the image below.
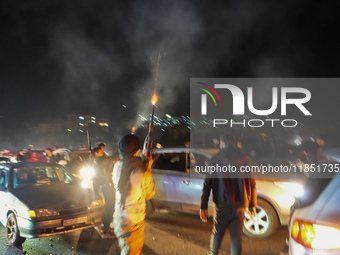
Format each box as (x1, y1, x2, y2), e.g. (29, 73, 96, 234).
(80, 167, 95, 179)
(292, 219, 340, 250)
(274, 181, 304, 198)
(28, 209, 58, 218)
(88, 199, 105, 210)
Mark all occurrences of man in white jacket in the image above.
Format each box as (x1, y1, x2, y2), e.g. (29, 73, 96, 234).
(113, 134, 156, 255)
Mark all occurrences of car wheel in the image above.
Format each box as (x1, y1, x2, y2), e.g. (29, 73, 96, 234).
(145, 199, 155, 218)
(243, 199, 279, 239)
(6, 213, 26, 246)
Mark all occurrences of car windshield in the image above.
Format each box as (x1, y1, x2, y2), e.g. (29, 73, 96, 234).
(12, 166, 73, 189)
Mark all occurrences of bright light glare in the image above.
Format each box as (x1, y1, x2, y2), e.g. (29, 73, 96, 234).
(311, 224, 340, 249)
(294, 139, 301, 145)
(294, 136, 302, 146)
(275, 182, 304, 197)
(276, 194, 295, 208)
(81, 180, 90, 188)
(80, 167, 95, 179)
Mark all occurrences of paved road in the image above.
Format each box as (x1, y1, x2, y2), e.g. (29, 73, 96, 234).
(0, 211, 287, 255)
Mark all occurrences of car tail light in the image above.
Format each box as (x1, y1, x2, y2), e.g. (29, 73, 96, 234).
(291, 219, 340, 250)
(28, 210, 36, 218)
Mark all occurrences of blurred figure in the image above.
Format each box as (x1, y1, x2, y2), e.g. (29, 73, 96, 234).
(17, 151, 27, 162)
(297, 136, 327, 177)
(315, 136, 326, 163)
(17, 171, 28, 185)
(44, 148, 58, 163)
(212, 138, 220, 148)
(111, 145, 120, 164)
(90, 147, 115, 238)
(29, 169, 45, 183)
(30, 153, 39, 162)
(91, 147, 105, 195)
(200, 134, 257, 255)
(97, 142, 108, 157)
(113, 134, 155, 255)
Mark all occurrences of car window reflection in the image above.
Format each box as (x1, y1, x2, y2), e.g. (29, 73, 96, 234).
(13, 166, 72, 188)
(188, 153, 210, 173)
(153, 153, 186, 172)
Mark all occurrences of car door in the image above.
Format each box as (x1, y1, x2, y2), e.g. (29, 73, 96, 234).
(152, 152, 187, 210)
(179, 152, 213, 214)
(0, 169, 9, 224)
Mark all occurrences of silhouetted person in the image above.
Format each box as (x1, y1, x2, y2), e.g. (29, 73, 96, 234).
(200, 135, 257, 255)
(113, 134, 155, 255)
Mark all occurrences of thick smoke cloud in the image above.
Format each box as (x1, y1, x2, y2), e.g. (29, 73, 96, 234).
(1, 0, 339, 135)
(125, 1, 204, 127)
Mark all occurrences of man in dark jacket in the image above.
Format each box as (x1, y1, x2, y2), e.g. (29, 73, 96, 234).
(200, 135, 257, 255)
(90, 147, 115, 238)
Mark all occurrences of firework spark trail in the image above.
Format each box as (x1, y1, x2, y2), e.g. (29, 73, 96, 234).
(151, 46, 163, 97)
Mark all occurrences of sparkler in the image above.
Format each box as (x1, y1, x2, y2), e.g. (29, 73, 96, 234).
(146, 93, 158, 158)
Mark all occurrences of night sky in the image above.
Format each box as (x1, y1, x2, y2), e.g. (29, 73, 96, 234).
(1, 1, 340, 139)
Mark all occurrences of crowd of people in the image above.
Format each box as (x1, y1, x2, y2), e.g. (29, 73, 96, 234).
(3, 133, 329, 255)
(80, 137, 156, 254)
(1, 134, 258, 255)
(86, 134, 257, 255)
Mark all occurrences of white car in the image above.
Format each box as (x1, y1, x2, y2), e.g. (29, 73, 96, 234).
(148, 147, 305, 239)
(0, 162, 105, 245)
(288, 148, 340, 254)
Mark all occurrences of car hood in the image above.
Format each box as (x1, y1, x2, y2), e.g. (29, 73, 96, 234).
(11, 183, 96, 210)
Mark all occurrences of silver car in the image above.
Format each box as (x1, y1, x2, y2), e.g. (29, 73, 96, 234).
(287, 148, 340, 254)
(147, 147, 305, 239)
(0, 162, 105, 245)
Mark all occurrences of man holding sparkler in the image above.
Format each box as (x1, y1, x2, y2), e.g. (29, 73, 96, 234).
(112, 134, 156, 255)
